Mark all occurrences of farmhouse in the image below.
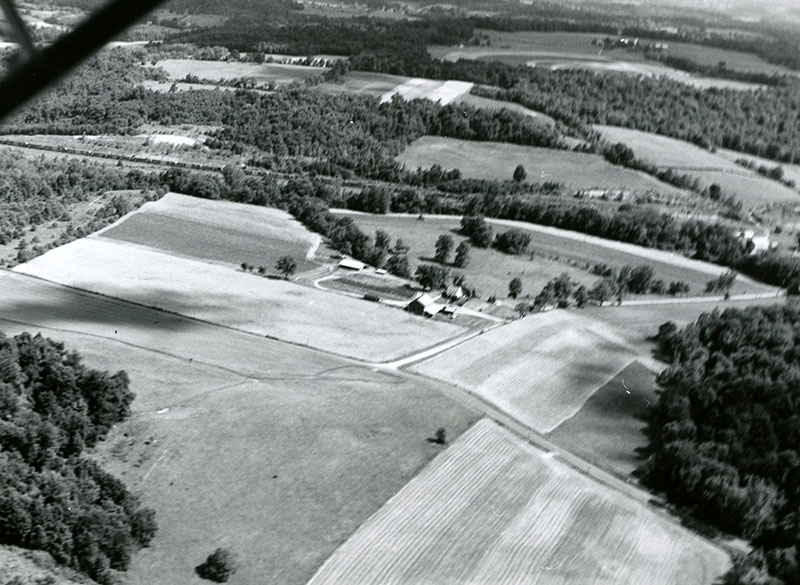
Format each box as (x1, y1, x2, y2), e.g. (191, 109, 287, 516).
(406, 293, 445, 317)
(736, 229, 772, 253)
(444, 285, 465, 300)
(339, 258, 366, 271)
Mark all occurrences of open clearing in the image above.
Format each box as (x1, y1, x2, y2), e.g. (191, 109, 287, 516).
(0, 271, 478, 585)
(379, 78, 474, 105)
(102, 192, 320, 270)
(398, 136, 689, 196)
(455, 92, 556, 125)
(13, 237, 465, 362)
(156, 59, 327, 85)
(338, 213, 597, 298)
(412, 311, 637, 434)
(716, 148, 800, 188)
(547, 361, 655, 476)
(308, 418, 729, 585)
(595, 125, 799, 206)
(339, 213, 771, 296)
(318, 71, 411, 97)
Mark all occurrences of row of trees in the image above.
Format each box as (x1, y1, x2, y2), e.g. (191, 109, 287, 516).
(646, 307, 800, 585)
(0, 333, 156, 584)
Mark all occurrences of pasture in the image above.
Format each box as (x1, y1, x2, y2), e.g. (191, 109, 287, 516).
(0, 271, 478, 585)
(431, 30, 790, 81)
(412, 311, 637, 434)
(307, 419, 730, 585)
(336, 213, 598, 299)
(156, 59, 327, 85)
(595, 125, 800, 206)
(397, 135, 689, 196)
(339, 213, 773, 297)
(102, 192, 320, 271)
(547, 361, 656, 476)
(13, 237, 466, 362)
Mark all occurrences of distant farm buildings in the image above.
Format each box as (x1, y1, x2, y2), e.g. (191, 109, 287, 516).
(406, 293, 445, 317)
(444, 285, 465, 301)
(736, 229, 772, 253)
(574, 188, 632, 202)
(338, 258, 366, 271)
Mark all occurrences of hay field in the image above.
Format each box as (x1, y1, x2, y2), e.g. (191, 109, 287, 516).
(13, 237, 465, 362)
(156, 59, 327, 84)
(412, 311, 637, 433)
(317, 71, 411, 97)
(308, 419, 730, 585)
(0, 271, 478, 585)
(379, 79, 474, 105)
(102, 192, 320, 270)
(548, 361, 656, 476)
(398, 136, 688, 196)
(338, 214, 597, 298)
(455, 92, 556, 125)
(595, 125, 799, 206)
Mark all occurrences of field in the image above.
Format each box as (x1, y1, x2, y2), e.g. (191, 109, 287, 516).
(307, 419, 729, 585)
(412, 311, 637, 434)
(337, 213, 598, 299)
(430, 30, 790, 86)
(341, 213, 773, 296)
(155, 59, 328, 85)
(397, 136, 689, 196)
(547, 361, 656, 476)
(379, 78, 474, 105)
(595, 125, 800, 206)
(102, 192, 320, 271)
(716, 148, 800, 188)
(318, 71, 411, 97)
(0, 271, 478, 585)
(13, 236, 465, 362)
(455, 92, 556, 125)
(320, 272, 419, 301)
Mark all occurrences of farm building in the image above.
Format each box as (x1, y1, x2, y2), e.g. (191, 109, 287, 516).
(339, 258, 366, 271)
(406, 293, 445, 317)
(444, 285, 465, 300)
(736, 229, 772, 253)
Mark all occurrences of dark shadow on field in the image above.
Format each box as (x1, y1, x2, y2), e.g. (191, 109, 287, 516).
(547, 361, 657, 477)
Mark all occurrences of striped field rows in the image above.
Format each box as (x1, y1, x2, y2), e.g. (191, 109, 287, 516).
(307, 419, 730, 585)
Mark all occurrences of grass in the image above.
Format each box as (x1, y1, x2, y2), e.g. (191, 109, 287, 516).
(379, 79, 474, 105)
(338, 213, 598, 299)
(716, 148, 800, 188)
(317, 71, 411, 97)
(455, 92, 556, 125)
(341, 213, 771, 297)
(321, 273, 419, 301)
(156, 59, 328, 85)
(595, 125, 800, 207)
(397, 136, 689, 196)
(14, 236, 465, 362)
(307, 419, 730, 585)
(412, 311, 638, 434)
(430, 30, 792, 80)
(0, 271, 479, 585)
(547, 361, 656, 476)
(102, 193, 320, 271)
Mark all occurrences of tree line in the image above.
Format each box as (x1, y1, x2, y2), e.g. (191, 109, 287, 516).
(0, 332, 157, 584)
(647, 306, 800, 585)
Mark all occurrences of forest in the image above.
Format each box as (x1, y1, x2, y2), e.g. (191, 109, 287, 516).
(0, 332, 157, 584)
(648, 307, 800, 585)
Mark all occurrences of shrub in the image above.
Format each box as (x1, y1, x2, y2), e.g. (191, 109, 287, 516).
(196, 548, 237, 583)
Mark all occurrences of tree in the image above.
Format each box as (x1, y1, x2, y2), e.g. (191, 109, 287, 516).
(394, 238, 409, 254)
(453, 241, 470, 268)
(460, 215, 493, 248)
(509, 277, 523, 299)
(374, 229, 392, 250)
(275, 256, 297, 279)
(573, 285, 588, 308)
(434, 427, 447, 444)
(434, 234, 454, 264)
(196, 548, 237, 583)
(385, 254, 411, 278)
(627, 265, 655, 294)
(513, 164, 527, 183)
(415, 263, 450, 290)
(590, 278, 616, 306)
(494, 229, 532, 255)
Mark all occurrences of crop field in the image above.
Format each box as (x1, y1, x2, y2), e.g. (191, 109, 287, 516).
(547, 361, 656, 476)
(717, 148, 800, 187)
(308, 419, 729, 585)
(156, 59, 328, 85)
(102, 193, 320, 271)
(336, 213, 597, 298)
(397, 136, 689, 196)
(431, 30, 790, 78)
(379, 78, 474, 105)
(0, 271, 478, 585)
(320, 273, 419, 301)
(595, 125, 800, 206)
(317, 71, 411, 97)
(412, 311, 638, 433)
(13, 237, 465, 362)
(340, 213, 771, 297)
